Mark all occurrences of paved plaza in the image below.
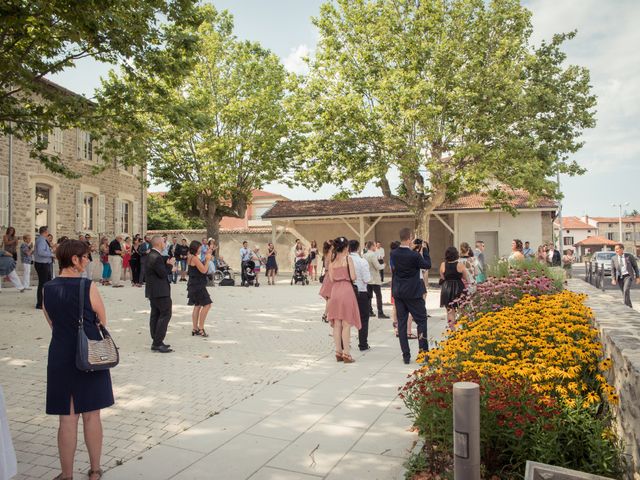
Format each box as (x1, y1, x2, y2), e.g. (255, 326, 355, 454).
(0, 279, 447, 479)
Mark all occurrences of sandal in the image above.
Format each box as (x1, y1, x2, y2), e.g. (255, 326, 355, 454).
(335, 352, 343, 362)
(52, 475, 73, 480)
(192, 329, 200, 336)
(407, 333, 418, 339)
(88, 469, 103, 479)
(322, 313, 328, 323)
(198, 329, 209, 338)
(342, 353, 355, 364)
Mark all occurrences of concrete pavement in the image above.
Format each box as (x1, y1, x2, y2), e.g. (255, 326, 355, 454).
(0, 278, 446, 479)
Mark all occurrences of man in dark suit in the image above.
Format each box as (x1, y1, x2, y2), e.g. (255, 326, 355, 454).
(145, 235, 175, 352)
(390, 227, 432, 364)
(611, 243, 640, 308)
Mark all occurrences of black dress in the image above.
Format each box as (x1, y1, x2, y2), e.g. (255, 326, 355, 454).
(440, 262, 466, 309)
(187, 265, 212, 306)
(44, 277, 114, 414)
(266, 249, 277, 271)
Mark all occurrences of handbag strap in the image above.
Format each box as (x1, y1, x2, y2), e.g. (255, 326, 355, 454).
(78, 278, 86, 327)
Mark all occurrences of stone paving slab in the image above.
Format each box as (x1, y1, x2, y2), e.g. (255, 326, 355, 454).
(0, 279, 445, 479)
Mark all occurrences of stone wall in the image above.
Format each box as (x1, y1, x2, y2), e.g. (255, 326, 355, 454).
(568, 279, 640, 480)
(0, 130, 146, 242)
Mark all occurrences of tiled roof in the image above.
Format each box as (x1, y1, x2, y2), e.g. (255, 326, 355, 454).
(574, 236, 618, 246)
(554, 216, 594, 229)
(263, 191, 556, 219)
(589, 216, 640, 224)
(146, 227, 272, 235)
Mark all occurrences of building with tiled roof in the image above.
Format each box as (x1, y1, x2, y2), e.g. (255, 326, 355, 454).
(552, 216, 598, 254)
(262, 191, 557, 267)
(582, 215, 640, 255)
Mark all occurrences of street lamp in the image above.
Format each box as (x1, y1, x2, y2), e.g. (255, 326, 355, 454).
(612, 202, 630, 244)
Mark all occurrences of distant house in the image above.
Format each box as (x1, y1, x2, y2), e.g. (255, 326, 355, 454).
(574, 236, 618, 259)
(219, 190, 289, 230)
(553, 216, 597, 251)
(263, 191, 557, 268)
(583, 216, 640, 255)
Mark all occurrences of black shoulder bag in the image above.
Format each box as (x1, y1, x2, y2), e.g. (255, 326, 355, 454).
(76, 279, 119, 372)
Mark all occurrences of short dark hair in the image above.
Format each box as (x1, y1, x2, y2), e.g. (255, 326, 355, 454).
(445, 246, 459, 262)
(332, 236, 349, 254)
(365, 241, 374, 249)
(390, 240, 401, 250)
(399, 227, 412, 241)
(56, 239, 90, 270)
(39, 226, 48, 234)
(348, 240, 360, 253)
(243, 240, 248, 245)
(615, 243, 624, 250)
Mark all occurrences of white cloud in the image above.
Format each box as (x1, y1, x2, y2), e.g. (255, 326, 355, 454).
(283, 44, 311, 75)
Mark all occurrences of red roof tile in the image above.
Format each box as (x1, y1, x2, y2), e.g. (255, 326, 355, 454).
(589, 216, 640, 224)
(263, 191, 556, 219)
(574, 236, 618, 246)
(554, 216, 594, 229)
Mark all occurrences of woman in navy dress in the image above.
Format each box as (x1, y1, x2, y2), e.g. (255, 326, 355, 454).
(43, 239, 113, 480)
(187, 240, 213, 337)
(265, 242, 278, 285)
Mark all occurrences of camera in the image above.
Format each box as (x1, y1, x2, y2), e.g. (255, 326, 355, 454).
(413, 238, 423, 251)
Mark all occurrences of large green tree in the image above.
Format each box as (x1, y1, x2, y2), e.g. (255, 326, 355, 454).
(294, 0, 596, 239)
(98, 7, 294, 240)
(0, 0, 201, 175)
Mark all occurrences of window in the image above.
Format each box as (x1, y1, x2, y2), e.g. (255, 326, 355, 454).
(606, 232, 615, 241)
(35, 184, 51, 233)
(588, 230, 591, 233)
(77, 129, 93, 161)
(563, 237, 574, 246)
(626, 223, 632, 228)
(115, 199, 132, 234)
(625, 232, 632, 241)
(250, 206, 271, 221)
(82, 194, 95, 231)
(608, 223, 613, 228)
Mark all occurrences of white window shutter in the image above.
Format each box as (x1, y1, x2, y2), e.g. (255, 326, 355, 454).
(75, 190, 83, 233)
(133, 200, 140, 236)
(98, 194, 106, 233)
(0, 176, 9, 228)
(114, 198, 122, 234)
(77, 129, 83, 158)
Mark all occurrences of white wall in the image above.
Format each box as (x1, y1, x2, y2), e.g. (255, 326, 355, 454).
(456, 211, 545, 259)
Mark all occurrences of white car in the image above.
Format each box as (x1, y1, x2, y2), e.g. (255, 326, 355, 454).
(593, 251, 615, 276)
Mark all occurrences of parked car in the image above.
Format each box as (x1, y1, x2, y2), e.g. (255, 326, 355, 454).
(594, 251, 615, 276)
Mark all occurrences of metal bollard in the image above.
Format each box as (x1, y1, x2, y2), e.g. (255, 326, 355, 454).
(453, 382, 480, 480)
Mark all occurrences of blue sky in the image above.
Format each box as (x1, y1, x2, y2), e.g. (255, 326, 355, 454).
(49, 0, 640, 217)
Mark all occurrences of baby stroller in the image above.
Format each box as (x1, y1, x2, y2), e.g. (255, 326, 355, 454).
(291, 256, 310, 285)
(241, 260, 257, 287)
(214, 259, 235, 286)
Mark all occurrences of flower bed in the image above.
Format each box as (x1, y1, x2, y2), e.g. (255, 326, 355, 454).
(402, 289, 624, 479)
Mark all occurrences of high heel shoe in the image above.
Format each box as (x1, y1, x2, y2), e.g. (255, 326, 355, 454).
(335, 352, 343, 362)
(342, 353, 355, 363)
(192, 329, 200, 336)
(198, 329, 209, 337)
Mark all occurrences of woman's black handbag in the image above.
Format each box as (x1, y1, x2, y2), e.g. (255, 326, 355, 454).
(76, 279, 119, 372)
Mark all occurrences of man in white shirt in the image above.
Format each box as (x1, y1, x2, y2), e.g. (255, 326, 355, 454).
(611, 243, 640, 307)
(365, 241, 389, 318)
(349, 240, 372, 351)
(375, 241, 385, 282)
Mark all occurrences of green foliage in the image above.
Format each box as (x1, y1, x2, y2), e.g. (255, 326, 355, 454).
(147, 194, 204, 231)
(293, 0, 596, 237)
(486, 258, 565, 290)
(96, 6, 294, 239)
(0, 0, 202, 176)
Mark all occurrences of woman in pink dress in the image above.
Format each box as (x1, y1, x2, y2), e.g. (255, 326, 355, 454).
(326, 237, 361, 363)
(318, 240, 334, 321)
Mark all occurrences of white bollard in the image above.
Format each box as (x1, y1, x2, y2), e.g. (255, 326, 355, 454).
(453, 382, 480, 480)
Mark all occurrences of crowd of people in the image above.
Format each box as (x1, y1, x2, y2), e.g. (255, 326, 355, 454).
(5, 222, 638, 480)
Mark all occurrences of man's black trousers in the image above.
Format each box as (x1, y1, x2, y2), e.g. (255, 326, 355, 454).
(149, 296, 172, 346)
(394, 296, 428, 360)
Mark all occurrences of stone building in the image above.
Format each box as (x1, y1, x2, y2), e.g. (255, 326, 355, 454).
(584, 216, 640, 255)
(0, 80, 146, 244)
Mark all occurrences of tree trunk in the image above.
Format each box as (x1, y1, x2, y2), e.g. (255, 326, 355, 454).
(199, 195, 222, 244)
(413, 187, 447, 245)
(206, 214, 221, 244)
